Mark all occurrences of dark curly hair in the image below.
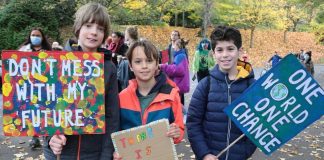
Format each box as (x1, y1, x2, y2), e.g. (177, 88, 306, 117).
(210, 26, 242, 51)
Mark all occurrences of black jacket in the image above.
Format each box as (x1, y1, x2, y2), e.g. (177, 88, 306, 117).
(43, 43, 120, 160)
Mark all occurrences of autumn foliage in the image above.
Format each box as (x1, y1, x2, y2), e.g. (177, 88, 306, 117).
(134, 26, 324, 67)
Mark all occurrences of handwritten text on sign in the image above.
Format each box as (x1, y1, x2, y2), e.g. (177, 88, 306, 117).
(224, 54, 323, 155)
(111, 119, 178, 160)
(2, 51, 105, 136)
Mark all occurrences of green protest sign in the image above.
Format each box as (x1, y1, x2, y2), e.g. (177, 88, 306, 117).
(224, 54, 323, 155)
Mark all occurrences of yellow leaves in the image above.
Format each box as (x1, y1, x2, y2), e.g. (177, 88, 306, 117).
(134, 26, 324, 68)
(123, 0, 147, 10)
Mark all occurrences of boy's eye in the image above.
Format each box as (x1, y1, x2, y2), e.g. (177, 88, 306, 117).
(98, 27, 104, 31)
(147, 59, 154, 63)
(134, 60, 141, 64)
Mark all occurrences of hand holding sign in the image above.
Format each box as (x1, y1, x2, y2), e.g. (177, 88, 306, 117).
(49, 135, 67, 155)
(166, 123, 181, 139)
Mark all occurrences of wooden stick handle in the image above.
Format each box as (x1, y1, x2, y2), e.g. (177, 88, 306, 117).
(215, 134, 245, 158)
(57, 155, 60, 160)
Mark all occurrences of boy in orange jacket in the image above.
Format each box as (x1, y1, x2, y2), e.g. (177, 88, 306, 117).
(115, 40, 184, 159)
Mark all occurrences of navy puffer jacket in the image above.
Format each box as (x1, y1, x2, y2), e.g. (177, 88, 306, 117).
(187, 63, 256, 160)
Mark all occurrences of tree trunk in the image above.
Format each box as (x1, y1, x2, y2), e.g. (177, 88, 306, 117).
(249, 27, 255, 48)
(292, 21, 298, 32)
(182, 11, 185, 27)
(159, 6, 164, 22)
(175, 13, 178, 26)
(284, 30, 288, 43)
(203, 0, 213, 38)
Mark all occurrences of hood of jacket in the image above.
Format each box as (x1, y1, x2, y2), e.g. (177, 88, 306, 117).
(210, 60, 254, 82)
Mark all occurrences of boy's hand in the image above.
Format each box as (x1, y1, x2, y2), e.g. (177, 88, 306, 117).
(203, 154, 218, 160)
(49, 135, 67, 155)
(166, 123, 180, 139)
(113, 152, 122, 160)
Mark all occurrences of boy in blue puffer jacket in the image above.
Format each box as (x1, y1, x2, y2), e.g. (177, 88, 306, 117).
(187, 26, 256, 160)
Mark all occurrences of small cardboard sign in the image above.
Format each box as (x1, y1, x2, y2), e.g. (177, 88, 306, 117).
(2, 51, 105, 136)
(111, 119, 178, 160)
(224, 54, 323, 155)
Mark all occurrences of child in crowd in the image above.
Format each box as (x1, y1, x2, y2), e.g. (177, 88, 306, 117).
(187, 26, 256, 160)
(191, 38, 215, 82)
(43, 3, 120, 159)
(114, 40, 184, 159)
(160, 38, 190, 108)
(117, 26, 138, 91)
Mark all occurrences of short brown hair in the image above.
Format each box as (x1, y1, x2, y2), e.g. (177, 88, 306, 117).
(126, 40, 159, 66)
(73, 3, 110, 43)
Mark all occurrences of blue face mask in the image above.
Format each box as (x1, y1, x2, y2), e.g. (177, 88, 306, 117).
(30, 36, 42, 46)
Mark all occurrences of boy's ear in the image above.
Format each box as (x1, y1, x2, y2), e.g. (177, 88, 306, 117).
(238, 47, 243, 56)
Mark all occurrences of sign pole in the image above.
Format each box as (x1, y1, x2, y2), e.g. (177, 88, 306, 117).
(216, 134, 245, 158)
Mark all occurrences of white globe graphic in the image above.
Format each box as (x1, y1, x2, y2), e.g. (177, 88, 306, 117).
(270, 83, 289, 101)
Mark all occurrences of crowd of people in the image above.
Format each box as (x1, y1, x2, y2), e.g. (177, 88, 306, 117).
(6, 2, 318, 160)
(263, 49, 315, 76)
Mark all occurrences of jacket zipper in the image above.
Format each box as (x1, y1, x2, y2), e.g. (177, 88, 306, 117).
(141, 97, 160, 125)
(225, 75, 236, 160)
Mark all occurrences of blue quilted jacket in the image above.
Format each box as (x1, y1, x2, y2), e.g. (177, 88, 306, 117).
(187, 63, 256, 160)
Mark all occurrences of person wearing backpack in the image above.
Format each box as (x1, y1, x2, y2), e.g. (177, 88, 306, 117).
(187, 26, 256, 160)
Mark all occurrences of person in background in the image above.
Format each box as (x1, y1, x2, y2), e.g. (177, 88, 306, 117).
(166, 30, 181, 64)
(19, 27, 51, 52)
(114, 40, 184, 160)
(18, 27, 52, 149)
(108, 31, 128, 66)
(267, 51, 282, 67)
(241, 48, 248, 62)
(187, 26, 256, 160)
(64, 38, 78, 51)
(191, 38, 215, 82)
(43, 3, 120, 159)
(160, 38, 190, 121)
(304, 51, 314, 76)
(51, 41, 63, 51)
(165, 30, 189, 64)
(117, 26, 138, 91)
